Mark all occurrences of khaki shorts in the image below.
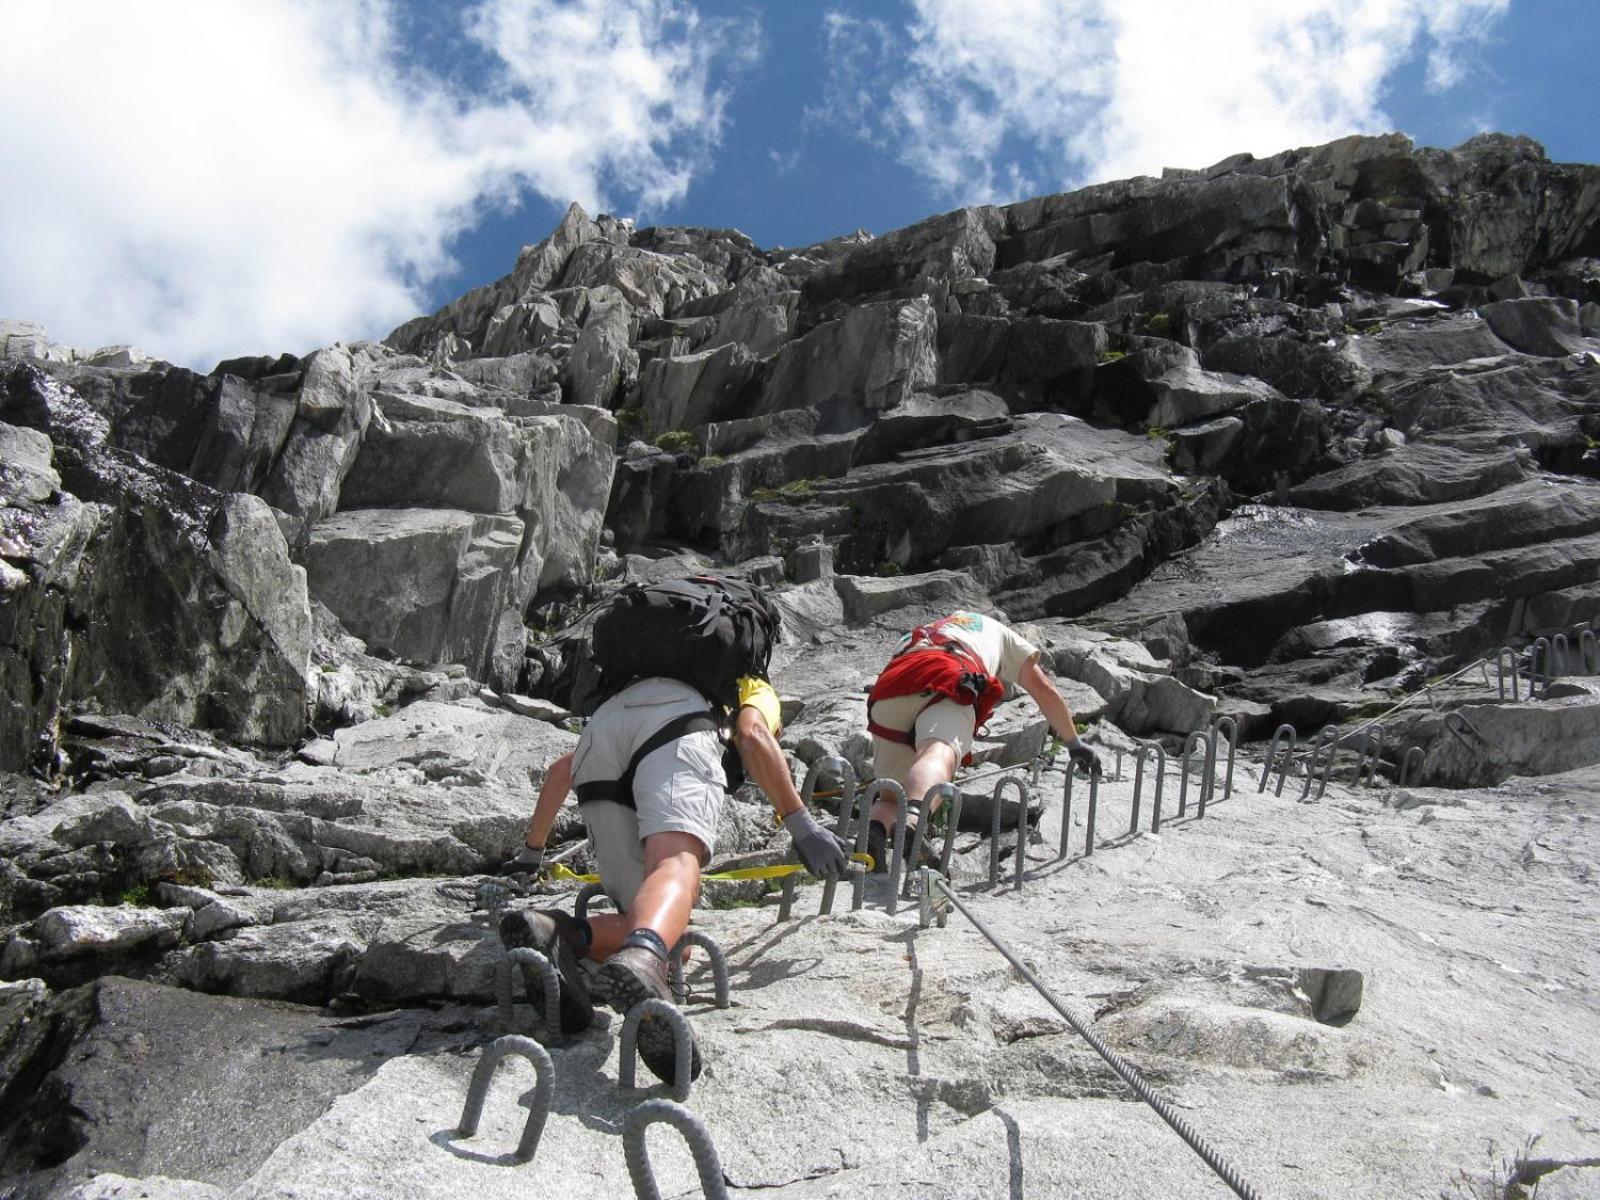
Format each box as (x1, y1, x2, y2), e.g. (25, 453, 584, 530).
(868, 692, 976, 784)
(572, 677, 726, 911)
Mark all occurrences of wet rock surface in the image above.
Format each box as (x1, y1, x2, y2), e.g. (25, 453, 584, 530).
(4, 130, 1600, 1196)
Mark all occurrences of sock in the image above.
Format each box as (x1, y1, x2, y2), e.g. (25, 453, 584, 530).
(621, 927, 671, 961)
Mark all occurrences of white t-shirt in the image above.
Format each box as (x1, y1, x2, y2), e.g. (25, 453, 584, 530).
(895, 612, 1039, 685)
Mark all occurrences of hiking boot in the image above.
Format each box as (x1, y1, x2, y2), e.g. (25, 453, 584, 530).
(498, 908, 594, 1035)
(597, 944, 703, 1084)
(868, 819, 932, 875)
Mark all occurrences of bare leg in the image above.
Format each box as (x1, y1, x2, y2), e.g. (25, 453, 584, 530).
(870, 739, 958, 828)
(587, 829, 704, 961)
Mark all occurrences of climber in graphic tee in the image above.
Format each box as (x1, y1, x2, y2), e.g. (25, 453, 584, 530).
(864, 611, 1101, 870)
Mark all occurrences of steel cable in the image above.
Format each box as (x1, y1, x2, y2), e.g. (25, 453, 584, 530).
(927, 875, 1267, 1200)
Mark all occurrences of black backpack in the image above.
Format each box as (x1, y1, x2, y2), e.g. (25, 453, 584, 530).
(585, 576, 781, 715)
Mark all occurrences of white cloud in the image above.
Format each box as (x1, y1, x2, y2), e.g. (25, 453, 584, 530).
(0, 0, 743, 369)
(821, 0, 1509, 206)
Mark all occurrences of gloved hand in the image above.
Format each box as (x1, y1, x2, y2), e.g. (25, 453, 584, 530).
(501, 843, 545, 875)
(782, 808, 850, 879)
(1064, 737, 1102, 777)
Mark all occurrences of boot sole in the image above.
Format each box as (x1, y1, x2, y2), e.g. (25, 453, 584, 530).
(597, 959, 703, 1083)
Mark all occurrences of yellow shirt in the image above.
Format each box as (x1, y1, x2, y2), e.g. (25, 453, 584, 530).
(736, 675, 782, 735)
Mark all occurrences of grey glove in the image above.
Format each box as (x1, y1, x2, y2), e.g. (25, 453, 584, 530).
(501, 843, 544, 875)
(782, 808, 850, 879)
(1065, 737, 1102, 777)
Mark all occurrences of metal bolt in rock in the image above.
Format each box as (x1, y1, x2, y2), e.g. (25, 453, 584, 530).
(1496, 646, 1521, 701)
(497, 948, 563, 1041)
(1209, 715, 1239, 804)
(803, 756, 859, 917)
(846, 783, 875, 913)
(1083, 769, 1100, 856)
(1444, 710, 1491, 752)
(1300, 725, 1339, 801)
(984, 776, 1029, 890)
(1175, 731, 1209, 825)
(670, 930, 730, 1009)
(1399, 746, 1424, 787)
(1552, 633, 1571, 676)
(624, 1098, 729, 1200)
(1057, 768, 1075, 861)
(986, 776, 1012, 888)
(1581, 628, 1598, 674)
(457, 1034, 555, 1163)
(1532, 637, 1553, 697)
(1259, 723, 1298, 796)
(1131, 742, 1166, 834)
(776, 873, 797, 923)
(574, 882, 607, 920)
(619, 998, 696, 1102)
(901, 782, 961, 904)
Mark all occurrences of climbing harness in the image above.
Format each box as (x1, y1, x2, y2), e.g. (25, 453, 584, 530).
(916, 870, 1267, 1200)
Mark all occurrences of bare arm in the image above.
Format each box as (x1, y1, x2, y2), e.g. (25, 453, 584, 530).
(736, 703, 849, 878)
(521, 750, 574, 849)
(732, 705, 805, 818)
(1017, 656, 1079, 742)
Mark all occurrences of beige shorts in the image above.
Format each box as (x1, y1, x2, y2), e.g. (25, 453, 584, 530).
(868, 691, 976, 784)
(572, 677, 726, 911)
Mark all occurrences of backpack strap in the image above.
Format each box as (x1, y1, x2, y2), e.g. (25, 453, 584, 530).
(574, 710, 720, 810)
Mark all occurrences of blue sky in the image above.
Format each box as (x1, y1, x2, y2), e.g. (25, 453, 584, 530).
(2, 1, 1596, 369)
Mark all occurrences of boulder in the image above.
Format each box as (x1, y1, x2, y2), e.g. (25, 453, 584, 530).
(1478, 297, 1588, 357)
(561, 286, 637, 409)
(1411, 687, 1600, 786)
(2, 365, 311, 767)
(834, 570, 991, 624)
(258, 345, 376, 543)
(301, 509, 522, 676)
(938, 314, 1105, 410)
(758, 297, 937, 415)
(187, 372, 301, 496)
(1043, 625, 1215, 736)
(1099, 342, 1284, 429)
(1278, 444, 1533, 510)
(636, 340, 761, 435)
(1346, 314, 1509, 377)
(804, 205, 1005, 304)
(1170, 416, 1244, 472)
(384, 201, 622, 357)
(32, 905, 190, 961)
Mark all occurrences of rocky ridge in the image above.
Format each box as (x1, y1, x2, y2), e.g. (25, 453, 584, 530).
(3, 130, 1600, 1198)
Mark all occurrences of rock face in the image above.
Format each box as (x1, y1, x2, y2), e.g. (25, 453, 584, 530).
(4, 130, 1600, 1199)
(2, 365, 312, 771)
